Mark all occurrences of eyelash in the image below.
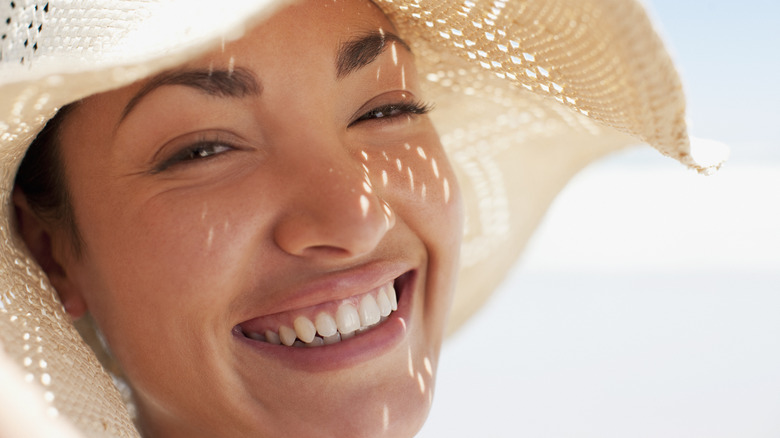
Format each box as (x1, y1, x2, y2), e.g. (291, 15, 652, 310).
(350, 100, 434, 127)
(154, 100, 433, 172)
(154, 139, 235, 173)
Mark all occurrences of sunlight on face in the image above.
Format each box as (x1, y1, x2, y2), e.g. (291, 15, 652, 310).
(52, 0, 463, 437)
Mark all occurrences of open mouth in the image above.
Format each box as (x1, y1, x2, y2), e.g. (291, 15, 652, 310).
(236, 272, 411, 348)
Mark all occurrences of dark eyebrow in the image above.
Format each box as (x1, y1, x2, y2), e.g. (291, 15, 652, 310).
(119, 67, 262, 122)
(336, 31, 412, 79)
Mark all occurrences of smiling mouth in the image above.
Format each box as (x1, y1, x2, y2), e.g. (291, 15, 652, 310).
(237, 273, 409, 348)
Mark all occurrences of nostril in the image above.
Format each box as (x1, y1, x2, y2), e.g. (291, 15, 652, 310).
(273, 193, 392, 258)
(299, 245, 352, 258)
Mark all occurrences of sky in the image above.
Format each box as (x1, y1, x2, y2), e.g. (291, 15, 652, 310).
(643, 0, 780, 162)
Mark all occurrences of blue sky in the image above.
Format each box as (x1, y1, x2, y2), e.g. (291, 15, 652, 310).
(644, 0, 780, 162)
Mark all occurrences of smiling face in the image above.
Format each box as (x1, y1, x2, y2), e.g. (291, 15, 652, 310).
(41, 1, 462, 437)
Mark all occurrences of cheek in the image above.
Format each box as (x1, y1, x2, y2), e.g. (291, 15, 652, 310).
(72, 181, 265, 351)
(368, 132, 463, 251)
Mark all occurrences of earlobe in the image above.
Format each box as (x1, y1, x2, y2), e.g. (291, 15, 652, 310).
(12, 188, 87, 319)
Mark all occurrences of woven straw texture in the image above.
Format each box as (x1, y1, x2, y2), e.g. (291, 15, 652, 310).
(0, 0, 703, 436)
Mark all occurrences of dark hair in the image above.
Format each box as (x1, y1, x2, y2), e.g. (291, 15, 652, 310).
(14, 104, 84, 256)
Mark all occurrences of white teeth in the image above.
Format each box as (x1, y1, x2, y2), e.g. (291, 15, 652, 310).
(244, 280, 403, 347)
(376, 287, 392, 317)
(387, 283, 398, 311)
(359, 294, 381, 327)
(294, 316, 317, 343)
(336, 303, 361, 335)
(265, 330, 281, 345)
(279, 325, 297, 347)
(315, 312, 338, 337)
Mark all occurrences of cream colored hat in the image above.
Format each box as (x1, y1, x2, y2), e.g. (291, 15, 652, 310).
(0, 0, 720, 436)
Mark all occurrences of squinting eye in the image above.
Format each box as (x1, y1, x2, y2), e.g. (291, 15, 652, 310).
(350, 101, 433, 126)
(186, 143, 232, 160)
(155, 142, 235, 173)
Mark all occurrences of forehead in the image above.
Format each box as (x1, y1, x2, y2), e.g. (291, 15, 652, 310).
(66, 0, 404, 133)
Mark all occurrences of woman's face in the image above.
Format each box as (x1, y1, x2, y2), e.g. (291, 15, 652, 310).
(51, 0, 462, 437)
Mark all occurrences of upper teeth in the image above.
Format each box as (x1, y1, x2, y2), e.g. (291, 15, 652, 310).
(243, 282, 398, 347)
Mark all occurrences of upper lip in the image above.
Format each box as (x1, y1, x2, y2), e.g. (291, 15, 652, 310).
(234, 260, 414, 323)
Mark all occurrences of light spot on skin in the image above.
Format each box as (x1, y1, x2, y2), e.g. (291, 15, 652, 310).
(382, 151, 389, 161)
(381, 202, 394, 230)
(431, 158, 440, 179)
(201, 203, 208, 221)
(407, 167, 414, 192)
(404, 143, 411, 150)
(363, 181, 373, 194)
(417, 372, 426, 393)
(407, 347, 415, 377)
(383, 405, 390, 431)
(401, 65, 406, 89)
(376, 65, 381, 81)
(382, 170, 388, 186)
(228, 56, 235, 74)
(391, 42, 398, 65)
(361, 150, 369, 161)
(396, 158, 402, 171)
(421, 183, 426, 200)
(206, 227, 214, 249)
(424, 357, 433, 376)
(360, 195, 370, 217)
(443, 177, 450, 203)
(416, 146, 427, 160)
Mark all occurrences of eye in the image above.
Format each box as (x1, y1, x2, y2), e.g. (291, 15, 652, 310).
(154, 141, 235, 173)
(349, 101, 433, 127)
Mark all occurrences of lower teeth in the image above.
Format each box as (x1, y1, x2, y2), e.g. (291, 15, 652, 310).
(245, 315, 389, 348)
(242, 279, 400, 348)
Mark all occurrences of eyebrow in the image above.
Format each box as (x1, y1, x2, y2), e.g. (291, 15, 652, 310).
(119, 67, 262, 122)
(336, 31, 412, 79)
(118, 31, 409, 122)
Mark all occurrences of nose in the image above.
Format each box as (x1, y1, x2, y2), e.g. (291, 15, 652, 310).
(273, 150, 395, 259)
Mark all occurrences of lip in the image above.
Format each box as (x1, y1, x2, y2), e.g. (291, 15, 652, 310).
(236, 260, 414, 319)
(233, 270, 417, 372)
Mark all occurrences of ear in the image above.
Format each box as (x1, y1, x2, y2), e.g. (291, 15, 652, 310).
(12, 188, 87, 319)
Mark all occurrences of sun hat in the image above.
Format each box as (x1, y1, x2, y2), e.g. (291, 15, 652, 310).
(0, 0, 723, 436)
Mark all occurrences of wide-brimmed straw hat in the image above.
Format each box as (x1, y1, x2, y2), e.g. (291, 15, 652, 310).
(0, 0, 722, 436)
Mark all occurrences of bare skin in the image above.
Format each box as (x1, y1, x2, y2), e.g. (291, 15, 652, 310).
(15, 0, 463, 437)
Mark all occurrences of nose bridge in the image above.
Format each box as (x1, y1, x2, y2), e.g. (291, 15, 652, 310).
(273, 140, 394, 258)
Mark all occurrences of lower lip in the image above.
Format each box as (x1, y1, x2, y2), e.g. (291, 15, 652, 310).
(233, 271, 415, 372)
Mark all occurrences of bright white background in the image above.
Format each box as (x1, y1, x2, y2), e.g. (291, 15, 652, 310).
(419, 0, 780, 436)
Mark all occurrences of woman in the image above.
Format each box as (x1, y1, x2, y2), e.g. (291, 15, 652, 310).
(0, 0, 716, 437)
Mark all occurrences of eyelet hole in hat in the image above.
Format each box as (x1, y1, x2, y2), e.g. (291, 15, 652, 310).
(0, 1, 47, 64)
